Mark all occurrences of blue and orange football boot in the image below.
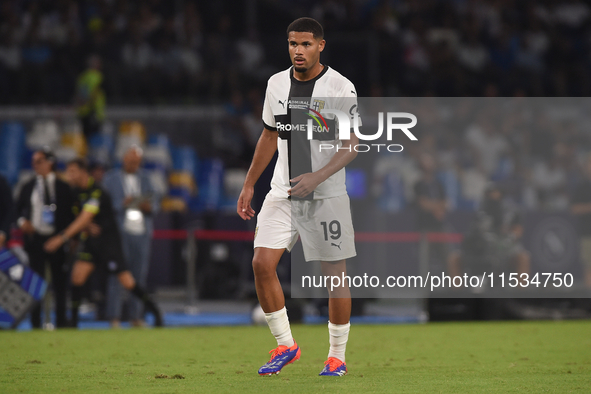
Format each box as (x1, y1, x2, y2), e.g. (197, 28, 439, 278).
(258, 341, 301, 375)
(319, 357, 347, 376)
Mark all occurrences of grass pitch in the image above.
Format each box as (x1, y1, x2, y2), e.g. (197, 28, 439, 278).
(1, 320, 590, 393)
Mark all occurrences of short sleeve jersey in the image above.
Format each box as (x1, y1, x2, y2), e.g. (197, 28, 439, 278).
(262, 66, 359, 200)
(74, 177, 118, 235)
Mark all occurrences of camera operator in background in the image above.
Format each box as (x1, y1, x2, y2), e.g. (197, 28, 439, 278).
(448, 184, 530, 282)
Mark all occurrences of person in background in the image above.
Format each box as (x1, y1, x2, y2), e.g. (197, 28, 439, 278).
(75, 54, 105, 140)
(448, 184, 530, 281)
(15, 148, 75, 328)
(89, 161, 108, 184)
(43, 158, 163, 327)
(570, 155, 591, 288)
(0, 173, 13, 248)
(102, 145, 160, 327)
(414, 152, 449, 271)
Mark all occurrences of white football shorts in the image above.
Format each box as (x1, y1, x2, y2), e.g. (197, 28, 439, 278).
(254, 193, 356, 262)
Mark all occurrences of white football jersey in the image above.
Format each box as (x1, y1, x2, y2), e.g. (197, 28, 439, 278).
(262, 65, 358, 200)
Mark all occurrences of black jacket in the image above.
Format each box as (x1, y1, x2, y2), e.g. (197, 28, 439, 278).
(16, 174, 76, 235)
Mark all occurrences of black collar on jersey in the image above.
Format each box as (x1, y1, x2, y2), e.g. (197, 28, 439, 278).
(290, 65, 329, 85)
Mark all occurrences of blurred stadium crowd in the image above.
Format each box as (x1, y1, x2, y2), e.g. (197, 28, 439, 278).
(1, 1, 591, 326)
(0, 0, 591, 214)
(370, 98, 591, 213)
(1, 0, 591, 105)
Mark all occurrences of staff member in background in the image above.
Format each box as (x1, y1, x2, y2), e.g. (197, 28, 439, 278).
(414, 152, 449, 271)
(75, 54, 105, 140)
(44, 158, 163, 327)
(102, 145, 160, 327)
(0, 173, 13, 248)
(15, 148, 75, 328)
(571, 155, 591, 288)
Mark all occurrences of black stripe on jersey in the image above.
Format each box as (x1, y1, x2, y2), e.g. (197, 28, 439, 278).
(289, 64, 329, 85)
(285, 66, 327, 200)
(263, 120, 277, 131)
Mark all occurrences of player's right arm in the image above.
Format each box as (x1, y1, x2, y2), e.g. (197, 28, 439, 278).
(237, 128, 278, 220)
(43, 196, 100, 252)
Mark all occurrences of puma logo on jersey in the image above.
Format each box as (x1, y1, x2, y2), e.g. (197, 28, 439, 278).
(331, 242, 342, 250)
(278, 100, 286, 108)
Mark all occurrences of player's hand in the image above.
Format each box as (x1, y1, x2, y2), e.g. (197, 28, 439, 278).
(139, 200, 152, 214)
(44, 235, 64, 253)
(0, 232, 5, 249)
(88, 223, 102, 237)
(20, 219, 35, 235)
(237, 186, 255, 220)
(289, 172, 323, 198)
(123, 196, 134, 207)
(434, 207, 446, 221)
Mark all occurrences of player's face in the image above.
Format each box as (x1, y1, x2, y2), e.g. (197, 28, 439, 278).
(65, 165, 84, 188)
(288, 31, 325, 73)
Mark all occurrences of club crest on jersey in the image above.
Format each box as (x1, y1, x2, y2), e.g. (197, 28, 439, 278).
(312, 99, 325, 111)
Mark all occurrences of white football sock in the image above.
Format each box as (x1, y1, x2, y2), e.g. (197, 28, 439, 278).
(265, 306, 295, 347)
(327, 321, 350, 363)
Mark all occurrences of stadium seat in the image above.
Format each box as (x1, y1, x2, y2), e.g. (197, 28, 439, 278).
(0, 122, 26, 185)
(220, 168, 247, 211)
(114, 134, 144, 161)
(172, 145, 199, 176)
(378, 171, 406, 212)
(60, 127, 88, 157)
(147, 169, 168, 196)
(192, 158, 224, 212)
(88, 133, 115, 165)
(26, 119, 60, 150)
(20, 148, 34, 170)
(53, 147, 79, 168)
(345, 168, 367, 199)
(160, 196, 187, 212)
(437, 170, 461, 211)
(147, 133, 172, 152)
(118, 121, 146, 142)
(144, 134, 173, 169)
(169, 171, 196, 191)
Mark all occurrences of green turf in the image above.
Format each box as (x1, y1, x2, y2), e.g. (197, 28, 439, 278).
(1, 320, 590, 393)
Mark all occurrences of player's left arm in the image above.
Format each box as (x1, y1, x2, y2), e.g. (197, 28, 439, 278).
(290, 82, 359, 198)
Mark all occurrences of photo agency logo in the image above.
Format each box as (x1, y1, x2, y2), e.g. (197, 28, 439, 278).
(305, 100, 418, 153)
